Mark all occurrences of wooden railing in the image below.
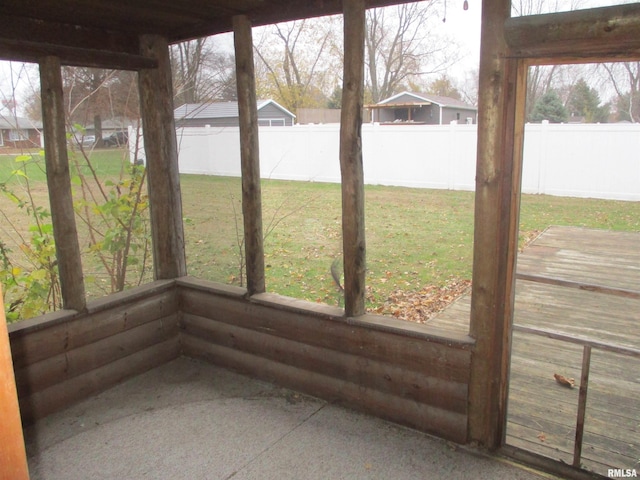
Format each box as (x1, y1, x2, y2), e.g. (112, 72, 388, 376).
(513, 324, 640, 468)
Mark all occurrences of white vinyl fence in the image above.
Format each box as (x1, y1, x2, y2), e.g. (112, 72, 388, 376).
(131, 122, 640, 201)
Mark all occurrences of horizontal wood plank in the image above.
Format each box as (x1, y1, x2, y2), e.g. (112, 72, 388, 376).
(10, 289, 177, 368)
(14, 315, 178, 397)
(180, 288, 471, 383)
(434, 226, 640, 475)
(181, 334, 468, 443)
(505, 3, 640, 62)
(18, 338, 179, 423)
(182, 314, 468, 414)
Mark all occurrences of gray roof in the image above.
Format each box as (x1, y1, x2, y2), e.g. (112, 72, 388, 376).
(378, 91, 477, 111)
(0, 115, 42, 130)
(174, 99, 296, 120)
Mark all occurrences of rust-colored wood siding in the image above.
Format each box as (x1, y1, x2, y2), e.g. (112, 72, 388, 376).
(178, 278, 472, 444)
(8, 281, 179, 423)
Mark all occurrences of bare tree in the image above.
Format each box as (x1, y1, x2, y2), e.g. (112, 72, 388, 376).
(253, 17, 340, 113)
(365, 2, 459, 103)
(459, 68, 479, 106)
(511, 0, 587, 120)
(511, 0, 584, 16)
(170, 37, 236, 106)
(601, 62, 640, 122)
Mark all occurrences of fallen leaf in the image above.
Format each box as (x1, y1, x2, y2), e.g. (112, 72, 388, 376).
(554, 373, 575, 388)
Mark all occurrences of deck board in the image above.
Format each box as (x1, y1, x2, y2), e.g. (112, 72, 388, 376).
(430, 226, 640, 476)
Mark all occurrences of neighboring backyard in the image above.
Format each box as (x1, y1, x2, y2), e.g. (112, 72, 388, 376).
(1, 148, 639, 323)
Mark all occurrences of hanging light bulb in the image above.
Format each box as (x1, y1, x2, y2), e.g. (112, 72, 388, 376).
(463, 0, 469, 10)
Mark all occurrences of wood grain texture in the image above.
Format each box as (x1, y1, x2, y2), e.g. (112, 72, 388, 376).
(182, 335, 468, 443)
(179, 284, 471, 443)
(39, 56, 86, 312)
(0, 288, 29, 480)
(9, 282, 179, 423)
(9, 289, 177, 369)
(180, 288, 471, 381)
(0, 15, 154, 70)
(182, 313, 469, 413)
(434, 226, 640, 475)
(233, 15, 265, 295)
(468, 0, 527, 449)
(505, 3, 640, 63)
(18, 339, 179, 423)
(339, 0, 367, 317)
(14, 315, 178, 397)
(138, 35, 187, 280)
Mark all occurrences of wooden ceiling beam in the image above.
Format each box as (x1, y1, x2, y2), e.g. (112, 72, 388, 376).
(0, 16, 155, 70)
(0, 0, 202, 35)
(505, 3, 640, 63)
(0, 40, 156, 71)
(0, 15, 140, 56)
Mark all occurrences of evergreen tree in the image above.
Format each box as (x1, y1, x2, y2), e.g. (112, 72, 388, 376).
(530, 90, 568, 123)
(327, 86, 342, 109)
(567, 78, 609, 123)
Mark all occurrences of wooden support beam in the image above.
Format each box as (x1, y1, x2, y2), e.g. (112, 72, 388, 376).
(0, 40, 157, 71)
(468, 0, 527, 449)
(233, 15, 265, 296)
(138, 35, 187, 280)
(340, 0, 367, 317)
(505, 3, 640, 63)
(39, 56, 86, 312)
(0, 16, 155, 70)
(0, 288, 29, 480)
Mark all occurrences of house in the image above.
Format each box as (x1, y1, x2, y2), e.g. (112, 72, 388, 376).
(0, 116, 42, 150)
(84, 117, 134, 140)
(368, 91, 477, 125)
(174, 99, 296, 127)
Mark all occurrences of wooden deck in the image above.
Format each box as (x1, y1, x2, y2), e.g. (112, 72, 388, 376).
(431, 226, 640, 476)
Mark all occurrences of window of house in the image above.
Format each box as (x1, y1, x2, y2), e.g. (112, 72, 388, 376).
(258, 118, 286, 126)
(8, 129, 27, 141)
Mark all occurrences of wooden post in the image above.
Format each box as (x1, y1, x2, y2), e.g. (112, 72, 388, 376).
(233, 15, 266, 295)
(468, 0, 527, 448)
(39, 56, 86, 312)
(0, 286, 30, 480)
(138, 35, 187, 280)
(340, 0, 367, 317)
(573, 345, 592, 467)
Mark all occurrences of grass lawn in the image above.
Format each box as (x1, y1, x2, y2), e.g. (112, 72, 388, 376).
(2, 149, 639, 316)
(180, 171, 640, 311)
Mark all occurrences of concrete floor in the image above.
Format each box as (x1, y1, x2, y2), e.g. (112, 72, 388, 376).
(24, 357, 554, 480)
